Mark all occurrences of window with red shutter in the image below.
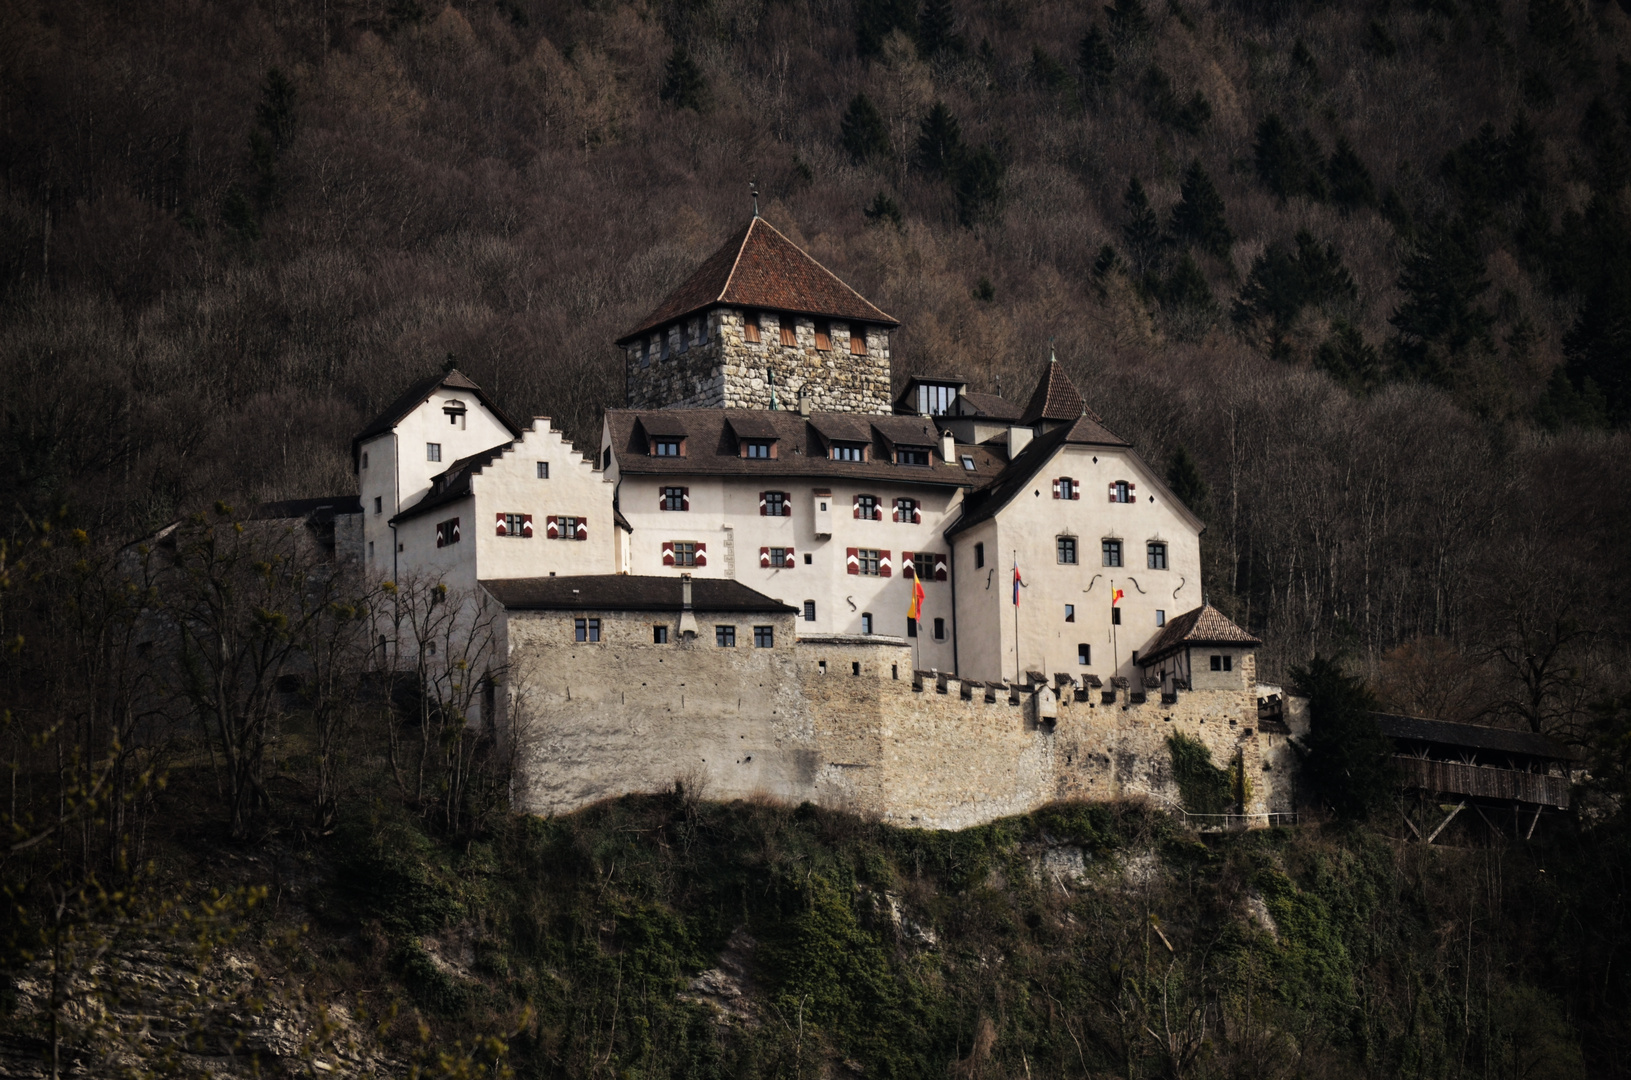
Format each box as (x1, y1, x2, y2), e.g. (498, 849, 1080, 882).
(846, 547, 860, 574)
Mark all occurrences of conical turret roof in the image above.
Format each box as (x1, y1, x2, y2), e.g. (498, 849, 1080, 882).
(1020, 357, 1090, 424)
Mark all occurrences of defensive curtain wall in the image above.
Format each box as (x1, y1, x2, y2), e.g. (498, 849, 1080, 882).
(502, 601, 1299, 830)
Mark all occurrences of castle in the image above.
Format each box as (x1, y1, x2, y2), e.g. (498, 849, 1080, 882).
(316, 215, 1301, 828)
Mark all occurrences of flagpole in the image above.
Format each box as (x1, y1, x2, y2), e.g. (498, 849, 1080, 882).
(1111, 577, 1119, 683)
(1013, 550, 1020, 685)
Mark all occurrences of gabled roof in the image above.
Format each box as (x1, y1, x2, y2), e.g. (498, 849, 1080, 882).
(943, 414, 1137, 538)
(389, 441, 515, 525)
(617, 217, 899, 345)
(351, 369, 523, 466)
(1021, 359, 1090, 424)
(1371, 714, 1579, 762)
(484, 575, 797, 613)
(956, 391, 1024, 421)
(1138, 604, 1262, 666)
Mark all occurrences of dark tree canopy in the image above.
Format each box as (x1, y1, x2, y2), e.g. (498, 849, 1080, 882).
(1291, 655, 1395, 821)
(840, 94, 892, 164)
(1169, 158, 1233, 259)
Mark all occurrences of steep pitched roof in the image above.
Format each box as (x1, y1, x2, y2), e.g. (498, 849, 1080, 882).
(617, 217, 899, 344)
(351, 369, 523, 466)
(943, 413, 1136, 538)
(1138, 605, 1262, 666)
(389, 441, 515, 524)
(956, 391, 1024, 421)
(1021, 359, 1090, 424)
(484, 575, 797, 613)
(1371, 714, 1579, 761)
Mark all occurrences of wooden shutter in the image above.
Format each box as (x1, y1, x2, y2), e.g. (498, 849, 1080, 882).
(759, 492, 768, 516)
(575, 518, 588, 541)
(694, 542, 707, 567)
(1052, 479, 1062, 499)
(682, 487, 690, 511)
(1070, 477, 1080, 500)
(850, 330, 867, 355)
(846, 547, 860, 574)
(781, 492, 792, 517)
(911, 502, 922, 524)
(934, 554, 948, 581)
(744, 314, 760, 343)
(546, 516, 560, 539)
(892, 500, 901, 523)
(879, 550, 892, 577)
(902, 550, 915, 575)
(522, 514, 533, 538)
(853, 496, 861, 519)
(662, 541, 675, 566)
(779, 322, 797, 346)
(495, 513, 507, 536)
(783, 547, 796, 568)
(760, 547, 771, 568)
(1108, 482, 1118, 503)
(436, 523, 445, 548)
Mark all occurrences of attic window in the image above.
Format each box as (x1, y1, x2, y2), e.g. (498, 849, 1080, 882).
(960, 455, 976, 471)
(895, 446, 931, 466)
(443, 400, 467, 429)
(850, 328, 868, 355)
(742, 439, 775, 459)
(779, 319, 798, 347)
(916, 383, 959, 416)
(652, 438, 683, 457)
(744, 312, 761, 343)
(815, 323, 831, 351)
(831, 443, 865, 462)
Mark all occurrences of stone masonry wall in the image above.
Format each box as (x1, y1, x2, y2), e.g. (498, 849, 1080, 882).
(507, 613, 1297, 829)
(625, 309, 892, 414)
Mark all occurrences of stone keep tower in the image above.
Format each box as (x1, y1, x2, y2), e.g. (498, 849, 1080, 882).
(617, 216, 898, 414)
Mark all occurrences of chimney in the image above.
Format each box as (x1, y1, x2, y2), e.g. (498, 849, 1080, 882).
(1008, 425, 1033, 456)
(798, 386, 812, 417)
(678, 573, 699, 637)
(940, 429, 956, 464)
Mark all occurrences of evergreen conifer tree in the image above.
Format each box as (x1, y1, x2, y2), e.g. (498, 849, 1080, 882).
(1078, 24, 1115, 101)
(840, 94, 892, 164)
(955, 144, 1005, 227)
(1169, 159, 1232, 259)
(1316, 320, 1381, 391)
(1234, 231, 1357, 358)
(863, 191, 904, 228)
(660, 48, 709, 112)
(915, 102, 963, 178)
(1105, 0, 1150, 46)
(856, 0, 918, 55)
(1560, 194, 1631, 424)
(1120, 177, 1163, 279)
(1165, 445, 1208, 515)
(1390, 214, 1495, 383)
(1290, 656, 1394, 821)
(1254, 114, 1320, 202)
(916, 0, 962, 57)
(1325, 138, 1376, 214)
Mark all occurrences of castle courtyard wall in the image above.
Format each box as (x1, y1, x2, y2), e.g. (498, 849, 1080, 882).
(506, 613, 1296, 828)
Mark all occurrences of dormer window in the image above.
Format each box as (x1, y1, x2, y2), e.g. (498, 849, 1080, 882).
(831, 443, 865, 462)
(652, 438, 683, 457)
(915, 382, 959, 415)
(743, 439, 775, 459)
(895, 446, 931, 466)
(443, 399, 467, 429)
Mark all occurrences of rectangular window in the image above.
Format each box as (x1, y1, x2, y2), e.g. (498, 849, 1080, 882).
(1078, 643, 1091, 665)
(427, 442, 442, 462)
(779, 321, 798, 347)
(895, 497, 919, 523)
(716, 625, 736, 647)
(672, 541, 697, 567)
(653, 625, 670, 644)
(697, 316, 710, 345)
(896, 447, 930, 466)
(856, 495, 878, 519)
(861, 613, 874, 634)
(374, 496, 382, 514)
(662, 486, 687, 511)
(912, 552, 935, 580)
(436, 518, 460, 547)
(754, 625, 774, 648)
(1156, 609, 1166, 626)
(362, 452, 369, 469)
(933, 617, 946, 640)
(537, 461, 550, 479)
(961, 454, 976, 471)
(1065, 604, 1075, 622)
(1103, 539, 1123, 567)
(744, 440, 773, 459)
(575, 618, 600, 643)
(744, 313, 761, 343)
(368, 540, 374, 558)
(850, 329, 868, 355)
(803, 600, 816, 622)
(637, 342, 650, 368)
(1210, 654, 1223, 671)
(907, 617, 917, 638)
(763, 491, 787, 516)
(771, 547, 789, 566)
(660, 332, 671, 362)
(1111, 480, 1131, 503)
(502, 513, 529, 537)
(1147, 542, 1168, 570)
(1112, 607, 1121, 625)
(1059, 478, 1075, 500)
(815, 323, 831, 351)
(832, 443, 865, 462)
(857, 549, 881, 576)
(974, 542, 985, 568)
(653, 439, 682, 457)
(1057, 536, 1078, 564)
(554, 516, 580, 540)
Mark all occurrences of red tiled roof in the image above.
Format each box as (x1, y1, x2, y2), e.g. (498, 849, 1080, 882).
(1021, 359, 1090, 424)
(1138, 605, 1262, 666)
(617, 217, 898, 344)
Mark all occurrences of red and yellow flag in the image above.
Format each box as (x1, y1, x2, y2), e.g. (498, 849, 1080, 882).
(1111, 587, 1125, 606)
(909, 573, 926, 621)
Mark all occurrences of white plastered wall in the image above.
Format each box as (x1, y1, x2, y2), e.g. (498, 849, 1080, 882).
(470, 422, 616, 580)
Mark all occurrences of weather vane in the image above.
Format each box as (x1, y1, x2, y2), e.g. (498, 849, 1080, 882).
(751, 181, 760, 218)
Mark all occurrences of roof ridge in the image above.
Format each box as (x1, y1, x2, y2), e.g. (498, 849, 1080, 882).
(715, 217, 756, 305)
(749, 217, 898, 325)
